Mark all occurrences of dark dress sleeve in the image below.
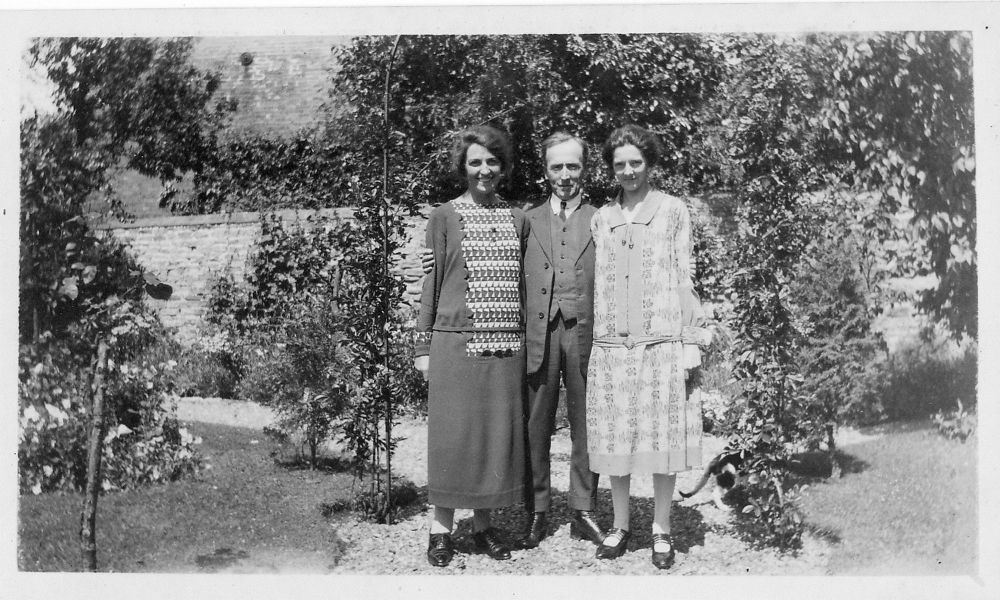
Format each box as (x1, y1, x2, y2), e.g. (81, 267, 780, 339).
(513, 207, 529, 328)
(414, 205, 449, 357)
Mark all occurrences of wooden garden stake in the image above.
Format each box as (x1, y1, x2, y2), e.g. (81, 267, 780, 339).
(80, 338, 109, 572)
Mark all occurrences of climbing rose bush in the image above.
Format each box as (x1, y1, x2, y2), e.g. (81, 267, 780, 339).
(18, 341, 203, 495)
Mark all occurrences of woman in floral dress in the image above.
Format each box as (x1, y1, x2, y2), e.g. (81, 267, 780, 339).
(587, 124, 709, 569)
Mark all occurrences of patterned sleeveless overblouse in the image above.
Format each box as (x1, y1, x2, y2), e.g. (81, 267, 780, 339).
(415, 195, 525, 357)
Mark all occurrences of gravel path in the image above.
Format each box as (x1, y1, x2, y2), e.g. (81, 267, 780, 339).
(175, 396, 836, 575)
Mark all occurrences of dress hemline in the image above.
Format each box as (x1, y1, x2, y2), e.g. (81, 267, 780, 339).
(589, 447, 702, 477)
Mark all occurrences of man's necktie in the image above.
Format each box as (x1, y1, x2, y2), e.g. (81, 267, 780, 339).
(559, 200, 567, 222)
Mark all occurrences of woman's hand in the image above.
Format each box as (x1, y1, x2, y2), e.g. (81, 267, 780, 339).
(414, 355, 430, 381)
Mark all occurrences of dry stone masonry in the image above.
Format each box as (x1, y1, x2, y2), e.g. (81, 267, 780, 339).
(97, 208, 429, 345)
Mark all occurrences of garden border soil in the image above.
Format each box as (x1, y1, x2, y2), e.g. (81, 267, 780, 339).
(176, 397, 835, 575)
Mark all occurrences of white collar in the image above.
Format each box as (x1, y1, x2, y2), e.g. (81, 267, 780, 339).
(549, 192, 582, 215)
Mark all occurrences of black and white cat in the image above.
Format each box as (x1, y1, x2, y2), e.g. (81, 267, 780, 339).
(679, 450, 745, 510)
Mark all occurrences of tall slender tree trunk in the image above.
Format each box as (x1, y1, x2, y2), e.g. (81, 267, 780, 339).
(80, 338, 109, 572)
(826, 423, 841, 478)
(379, 34, 402, 525)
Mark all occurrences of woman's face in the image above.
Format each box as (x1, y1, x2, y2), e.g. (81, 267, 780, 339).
(611, 144, 649, 194)
(464, 143, 503, 196)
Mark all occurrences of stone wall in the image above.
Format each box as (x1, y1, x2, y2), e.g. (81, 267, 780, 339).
(97, 208, 428, 345)
(93, 36, 353, 221)
(189, 36, 349, 139)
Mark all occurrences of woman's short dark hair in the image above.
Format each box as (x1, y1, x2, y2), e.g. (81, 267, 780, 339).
(451, 125, 514, 180)
(601, 124, 663, 169)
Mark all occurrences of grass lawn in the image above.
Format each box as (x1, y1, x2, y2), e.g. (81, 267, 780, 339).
(798, 420, 978, 575)
(18, 421, 355, 573)
(19, 416, 979, 575)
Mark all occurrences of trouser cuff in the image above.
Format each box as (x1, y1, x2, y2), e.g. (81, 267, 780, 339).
(568, 494, 595, 511)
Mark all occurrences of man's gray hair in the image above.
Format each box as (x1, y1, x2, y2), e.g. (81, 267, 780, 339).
(539, 131, 589, 167)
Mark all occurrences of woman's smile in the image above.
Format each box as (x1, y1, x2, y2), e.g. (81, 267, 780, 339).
(464, 143, 503, 198)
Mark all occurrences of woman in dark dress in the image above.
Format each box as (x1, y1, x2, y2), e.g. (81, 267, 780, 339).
(413, 125, 528, 568)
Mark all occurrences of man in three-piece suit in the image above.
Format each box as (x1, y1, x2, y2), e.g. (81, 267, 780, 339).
(518, 132, 603, 548)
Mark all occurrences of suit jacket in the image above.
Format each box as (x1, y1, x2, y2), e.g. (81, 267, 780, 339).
(523, 198, 597, 375)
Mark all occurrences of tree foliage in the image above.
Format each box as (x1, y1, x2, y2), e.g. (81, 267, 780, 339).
(821, 32, 975, 338)
(30, 37, 230, 211)
(207, 214, 360, 469)
(173, 133, 348, 214)
(711, 35, 834, 548)
(327, 34, 725, 207)
(323, 34, 728, 521)
(19, 37, 222, 506)
(23, 32, 977, 543)
(206, 212, 426, 507)
(792, 194, 890, 442)
(21, 37, 225, 345)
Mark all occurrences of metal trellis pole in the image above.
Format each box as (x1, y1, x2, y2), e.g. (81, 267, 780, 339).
(381, 34, 402, 524)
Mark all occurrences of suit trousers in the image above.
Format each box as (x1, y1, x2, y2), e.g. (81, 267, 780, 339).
(526, 312, 598, 512)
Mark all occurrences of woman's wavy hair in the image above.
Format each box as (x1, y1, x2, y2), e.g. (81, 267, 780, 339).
(601, 124, 663, 170)
(450, 125, 514, 181)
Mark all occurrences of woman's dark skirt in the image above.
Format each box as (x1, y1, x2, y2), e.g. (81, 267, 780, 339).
(427, 330, 526, 509)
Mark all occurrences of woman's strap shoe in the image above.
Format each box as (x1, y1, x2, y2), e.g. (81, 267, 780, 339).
(595, 528, 631, 559)
(426, 533, 454, 567)
(473, 527, 512, 560)
(651, 533, 676, 570)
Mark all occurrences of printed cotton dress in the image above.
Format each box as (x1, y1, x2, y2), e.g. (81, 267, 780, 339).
(586, 190, 704, 476)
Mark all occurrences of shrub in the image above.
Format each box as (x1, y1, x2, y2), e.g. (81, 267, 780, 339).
(141, 332, 239, 399)
(100, 409, 203, 491)
(713, 34, 834, 549)
(239, 294, 354, 469)
(207, 212, 344, 334)
(205, 212, 349, 398)
(738, 482, 805, 550)
(169, 344, 240, 399)
(168, 132, 352, 214)
(791, 194, 890, 447)
(205, 199, 426, 521)
(18, 337, 203, 495)
(17, 342, 91, 494)
(878, 337, 977, 422)
(690, 204, 731, 305)
(386, 306, 429, 417)
(932, 399, 976, 442)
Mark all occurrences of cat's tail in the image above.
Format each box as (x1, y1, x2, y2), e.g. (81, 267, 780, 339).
(679, 460, 715, 498)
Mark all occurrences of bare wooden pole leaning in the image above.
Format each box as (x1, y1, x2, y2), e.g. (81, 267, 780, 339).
(80, 338, 109, 571)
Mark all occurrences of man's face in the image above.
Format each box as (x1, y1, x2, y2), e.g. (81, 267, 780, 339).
(544, 140, 586, 202)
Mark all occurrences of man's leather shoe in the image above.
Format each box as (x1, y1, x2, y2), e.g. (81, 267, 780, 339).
(472, 527, 512, 560)
(517, 512, 548, 549)
(595, 528, 631, 559)
(651, 533, 676, 570)
(426, 533, 454, 567)
(570, 510, 604, 545)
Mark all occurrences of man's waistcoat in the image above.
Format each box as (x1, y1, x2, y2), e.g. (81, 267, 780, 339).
(524, 200, 597, 375)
